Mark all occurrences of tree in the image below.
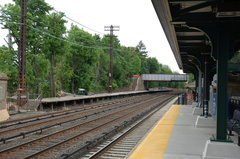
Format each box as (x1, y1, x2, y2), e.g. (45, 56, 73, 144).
(0, 0, 53, 94)
(188, 73, 194, 83)
(0, 0, 183, 96)
(139, 57, 149, 74)
(92, 34, 109, 92)
(136, 40, 148, 57)
(94, 48, 108, 91)
(146, 57, 160, 88)
(130, 55, 141, 75)
(0, 46, 18, 90)
(54, 53, 73, 93)
(43, 12, 67, 97)
(147, 57, 160, 74)
(160, 65, 172, 74)
(67, 25, 99, 93)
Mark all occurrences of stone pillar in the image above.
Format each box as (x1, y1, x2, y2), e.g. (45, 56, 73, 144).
(0, 74, 8, 110)
(0, 73, 9, 122)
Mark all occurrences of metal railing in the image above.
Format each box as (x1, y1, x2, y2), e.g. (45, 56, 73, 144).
(7, 91, 42, 112)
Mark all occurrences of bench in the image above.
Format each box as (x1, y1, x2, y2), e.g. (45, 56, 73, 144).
(227, 109, 240, 146)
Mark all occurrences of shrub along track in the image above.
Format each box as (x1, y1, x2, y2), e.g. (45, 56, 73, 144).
(0, 92, 177, 159)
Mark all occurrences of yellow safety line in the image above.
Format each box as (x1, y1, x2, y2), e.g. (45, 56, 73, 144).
(129, 105, 181, 159)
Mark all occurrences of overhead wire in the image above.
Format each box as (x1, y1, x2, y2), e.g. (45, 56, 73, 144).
(27, 16, 110, 47)
(0, 10, 21, 23)
(1, 7, 130, 54)
(0, 2, 143, 78)
(29, 25, 110, 50)
(52, 8, 105, 35)
(1, 2, 106, 36)
(1, 10, 111, 49)
(1, 9, 109, 47)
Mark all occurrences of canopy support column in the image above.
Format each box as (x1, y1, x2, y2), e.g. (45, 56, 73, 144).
(203, 54, 210, 117)
(197, 68, 202, 108)
(216, 23, 228, 141)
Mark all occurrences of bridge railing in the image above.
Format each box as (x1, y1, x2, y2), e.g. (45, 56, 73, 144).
(141, 74, 188, 82)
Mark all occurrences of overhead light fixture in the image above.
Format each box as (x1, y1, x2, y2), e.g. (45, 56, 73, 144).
(216, 12, 240, 18)
(171, 21, 186, 25)
(216, 2, 240, 18)
(188, 56, 194, 62)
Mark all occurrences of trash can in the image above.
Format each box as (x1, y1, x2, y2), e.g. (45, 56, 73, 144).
(178, 94, 184, 105)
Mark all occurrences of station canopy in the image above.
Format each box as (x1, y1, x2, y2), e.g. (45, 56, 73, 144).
(151, 0, 240, 75)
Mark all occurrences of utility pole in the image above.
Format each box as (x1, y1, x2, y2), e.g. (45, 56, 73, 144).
(18, 0, 27, 109)
(104, 25, 119, 93)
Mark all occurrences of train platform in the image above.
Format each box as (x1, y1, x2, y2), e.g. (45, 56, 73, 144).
(129, 104, 240, 159)
(41, 91, 147, 103)
(37, 91, 149, 110)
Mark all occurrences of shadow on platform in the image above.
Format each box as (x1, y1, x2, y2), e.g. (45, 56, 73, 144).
(164, 105, 240, 159)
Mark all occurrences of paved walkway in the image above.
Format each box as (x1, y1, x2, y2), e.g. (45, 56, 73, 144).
(164, 105, 215, 159)
(129, 105, 240, 159)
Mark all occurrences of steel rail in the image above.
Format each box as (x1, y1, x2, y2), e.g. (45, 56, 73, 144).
(0, 94, 154, 143)
(91, 96, 176, 158)
(0, 94, 166, 158)
(19, 95, 166, 158)
(0, 95, 144, 128)
(67, 95, 176, 159)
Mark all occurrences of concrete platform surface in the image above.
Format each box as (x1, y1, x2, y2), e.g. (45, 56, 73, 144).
(164, 105, 240, 159)
(129, 105, 181, 159)
(203, 140, 240, 159)
(129, 104, 240, 159)
(41, 90, 148, 103)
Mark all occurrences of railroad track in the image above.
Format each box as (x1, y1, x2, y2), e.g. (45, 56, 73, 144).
(0, 92, 177, 158)
(0, 94, 146, 128)
(62, 94, 177, 159)
(0, 94, 153, 143)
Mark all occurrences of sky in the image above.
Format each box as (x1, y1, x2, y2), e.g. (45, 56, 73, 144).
(0, 0, 183, 73)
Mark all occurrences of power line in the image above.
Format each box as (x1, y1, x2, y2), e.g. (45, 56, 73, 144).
(1, 10, 110, 47)
(1, 2, 105, 36)
(1, 16, 129, 55)
(52, 9, 105, 35)
(27, 15, 109, 47)
(1, 5, 105, 35)
(30, 26, 109, 50)
(1, 10, 132, 56)
(1, 15, 113, 51)
(0, 21, 22, 25)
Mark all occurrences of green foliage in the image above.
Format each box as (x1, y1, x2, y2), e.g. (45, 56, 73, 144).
(147, 57, 160, 74)
(0, 46, 18, 90)
(66, 25, 99, 92)
(0, 0, 185, 97)
(188, 73, 195, 83)
(0, 0, 54, 94)
(229, 51, 240, 63)
(136, 40, 148, 57)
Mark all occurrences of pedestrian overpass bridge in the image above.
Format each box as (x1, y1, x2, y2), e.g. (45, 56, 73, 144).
(132, 74, 188, 91)
(141, 74, 188, 82)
